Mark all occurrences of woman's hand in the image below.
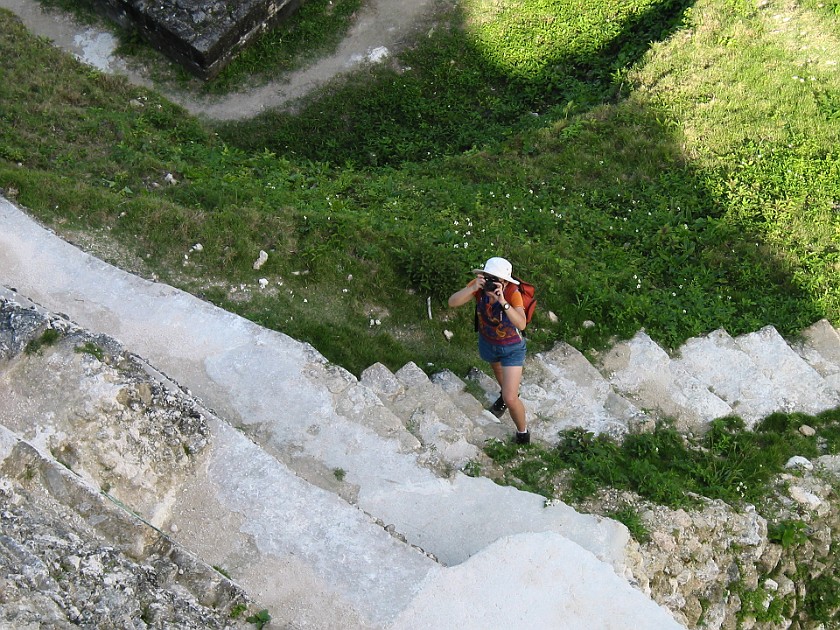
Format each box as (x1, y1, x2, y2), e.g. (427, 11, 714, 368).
(482, 276, 503, 302)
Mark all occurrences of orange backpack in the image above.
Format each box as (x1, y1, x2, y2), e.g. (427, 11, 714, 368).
(509, 277, 537, 324)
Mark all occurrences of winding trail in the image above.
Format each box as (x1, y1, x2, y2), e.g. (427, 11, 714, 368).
(0, 0, 442, 120)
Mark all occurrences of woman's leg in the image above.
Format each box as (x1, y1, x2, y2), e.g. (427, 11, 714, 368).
(490, 361, 504, 387)
(501, 365, 527, 432)
(491, 361, 526, 432)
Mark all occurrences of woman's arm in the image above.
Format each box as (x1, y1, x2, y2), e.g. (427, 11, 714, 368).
(495, 287, 527, 330)
(501, 305, 527, 330)
(448, 279, 480, 307)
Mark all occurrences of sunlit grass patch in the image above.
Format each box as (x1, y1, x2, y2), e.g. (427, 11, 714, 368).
(628, 0, 840, 160)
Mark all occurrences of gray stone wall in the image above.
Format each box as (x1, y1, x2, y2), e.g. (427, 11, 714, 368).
(89, 0, 304, 79)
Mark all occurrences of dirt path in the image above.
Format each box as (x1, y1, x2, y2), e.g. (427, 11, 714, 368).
(0, 0, 442, 121)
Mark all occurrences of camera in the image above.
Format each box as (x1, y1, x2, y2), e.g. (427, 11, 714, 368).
(484, 277, 500, 293)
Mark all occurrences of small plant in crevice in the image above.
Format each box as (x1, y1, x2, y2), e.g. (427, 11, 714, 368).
(24, 328, 61, 355)
(23, 464, 37, 481)
(736, 583, 790, 625)
(462, 459, 481, 477)
(463, 378, 489, 403)
(246, 609, 271, 629)
(140, 605, 154, 624)
(212, 565, 231, 579)
(606, 505, 650, 543)
(230, 603, 247, 619)
(333, 467, 346, 481)
(768, 519, 809, 549)
(74, 341, 105, 361)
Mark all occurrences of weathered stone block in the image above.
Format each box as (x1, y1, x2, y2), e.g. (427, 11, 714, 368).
(89, 0, 304, 79)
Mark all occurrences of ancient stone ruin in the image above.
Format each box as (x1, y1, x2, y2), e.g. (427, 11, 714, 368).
(89, 0, 302, 79)
(2, 196, 840, 627)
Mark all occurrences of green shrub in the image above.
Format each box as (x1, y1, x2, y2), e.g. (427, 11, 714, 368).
(24, 329, 61, 355)
(486, 411, 840, 508)
(803, 574, 840, 624)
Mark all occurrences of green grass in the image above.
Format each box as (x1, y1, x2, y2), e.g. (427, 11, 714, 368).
(484, 409, 840, 508)
(0, 0, 838, 379)
(204, 0, 364, 94)
(24, 329, 61, 355)
(218, 0, 696, 164)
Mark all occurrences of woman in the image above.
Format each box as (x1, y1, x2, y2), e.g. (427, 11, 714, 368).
(448, 257, 529, 444)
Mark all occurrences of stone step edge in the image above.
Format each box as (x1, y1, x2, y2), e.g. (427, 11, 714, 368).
(0, 423, 252, 617)
(0, 289, 511, 575)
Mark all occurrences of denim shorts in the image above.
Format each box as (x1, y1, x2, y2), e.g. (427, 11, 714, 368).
(478, 335, 526, 367)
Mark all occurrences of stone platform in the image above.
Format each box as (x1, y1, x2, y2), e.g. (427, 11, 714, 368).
(91, 0, 301, 79)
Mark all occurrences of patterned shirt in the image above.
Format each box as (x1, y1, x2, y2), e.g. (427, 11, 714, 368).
(469, 279, 524, 346)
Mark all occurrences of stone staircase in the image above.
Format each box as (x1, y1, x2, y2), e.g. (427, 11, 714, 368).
(2, 194, 840, 628)
(596, 324, 840, 433)
(0, 289, 677, 629)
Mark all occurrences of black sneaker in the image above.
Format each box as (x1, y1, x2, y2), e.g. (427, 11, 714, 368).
(514, 430, 531, 445)
(489, 395, 507, 418)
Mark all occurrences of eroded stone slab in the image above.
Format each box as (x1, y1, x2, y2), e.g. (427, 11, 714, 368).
(523, 341, 648, 442)
(599, 331, 732, 432)
(390, 532, 684, 630)
(735, 326, 840, 415)
(675, 329, 780, 427)
(793, 319, 840, 393)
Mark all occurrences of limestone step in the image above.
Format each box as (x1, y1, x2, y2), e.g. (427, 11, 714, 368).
(792, 319, 840, 394)
(522, 341, 649, 443)
(390, 532, 682, 630)
(462, 364, 531, 437)
(430, 367, 511, 441)
(673, 328, 782, 427)
(734, 325, 840, 416)
(361, 360, 513, 458)
(360, 361, 483, 470)
(430, 367, 489, 414)
(227, 351, 634, 575)
(0, 425, 250, 627)
(598, 330, 733, 432)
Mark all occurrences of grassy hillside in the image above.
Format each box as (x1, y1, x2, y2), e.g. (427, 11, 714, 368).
(0, 0, 838, 376)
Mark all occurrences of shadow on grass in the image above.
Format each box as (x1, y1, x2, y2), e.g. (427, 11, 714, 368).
(216, 0, 696, 166)
(382, 99, 824, 352)
(0, 0, 830, 373)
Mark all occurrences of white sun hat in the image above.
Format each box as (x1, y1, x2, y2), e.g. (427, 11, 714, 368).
(472, 257, 520, 284)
